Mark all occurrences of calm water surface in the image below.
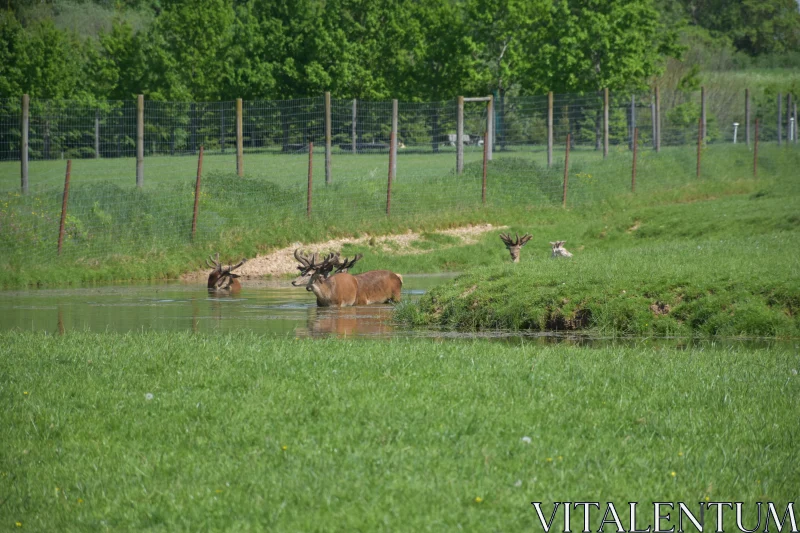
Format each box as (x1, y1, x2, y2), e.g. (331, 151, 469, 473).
(0, 274, 455, 338)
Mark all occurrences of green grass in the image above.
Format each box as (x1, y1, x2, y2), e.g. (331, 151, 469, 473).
(393, 173, 800, 337)
(1, 143, 797, 288)
(1, 331, 797, 531)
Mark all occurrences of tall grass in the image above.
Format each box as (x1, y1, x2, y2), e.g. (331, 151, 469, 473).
(1, 332, 797, 531)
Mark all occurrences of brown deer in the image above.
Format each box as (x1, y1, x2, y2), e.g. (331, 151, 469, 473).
(206, 253, 247, 293)
(292, 250, 403, 307)
(550, 241, 573, 258)
(500, 232, 532, 262)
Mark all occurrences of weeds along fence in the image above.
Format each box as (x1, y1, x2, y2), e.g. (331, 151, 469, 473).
(0, 87, 797, 267)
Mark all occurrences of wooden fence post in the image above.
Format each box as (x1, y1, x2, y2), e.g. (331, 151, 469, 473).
(236, 98, 243, 176)
(191, 146, 204, 241)
(562, 133, 570, 208)
(701, 86, 706, 145)
(456, 96, 464, 174)
(655, 86, 661, 152)
(650, 97, 656, 150)
(630, 95, 636, 150)
(603, 87, 609, 158)
(754, 118, 759, 178)
(94, 109, 100, 159)
(352, 99, 357, 154)
(391, 99, 398, 179)
(696, 117, 703, 179)
(745, 88, 750, 148)
(547, 91, 553, 168)
(482, 130, 488, 205)
(386, 131, 394, 216)
(487, 95, 494, 161)
(57, 160, 72, 256)
(307, 142, 313, 218)
(21, 94, 29, 194)
(631, 127, 638, 192)
(325, 92, 332, 185)
(136, 94, 144, 187)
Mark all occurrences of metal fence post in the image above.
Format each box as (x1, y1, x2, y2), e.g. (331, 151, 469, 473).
(482, 130, 488, 204)
(655, 86, 661, 153)
(386, 131, 394, 216)
(307, 142, 313, 218)
(745, 88, 750, 148)
(325, 92, 332, 185)
(236, 98, 244, 176)
(487, 95, 494, 161)
(777, 93, 782, 146)
(630, 95, 636, 151)
(94, 108, 100, 159)
(136, 94, 144, 188)
(562, 133, 570, 208)
(191, 146, 204, 241)
(603, 87, 609, 158)
(456, 96, 464, 174)
(352, 98, 357, 154)
(547, 91, 553, 168)
(754, 118, 759, 178)
(701, 86, 706, 145)
(632, 127, 638, 192)
(696, 117, 703, 179)
(21, 94, 29, 194)
(57, 160, 72, 256)
(391, 99, 398, 179)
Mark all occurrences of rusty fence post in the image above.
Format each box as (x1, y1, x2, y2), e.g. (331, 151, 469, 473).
(307, 142, 313, 218)
(136, 94, 144, 187)
(57, 160, 72, 256)
(482, 130, 488, 204)
(191, 146, 204, 240)
(696, 116, 703, 179)
(386, 132, 395, 216)
(753, 118, 759, 179)
(631, 127, 638, 193)
(236, 98, 244, 176)
(562, 134, 570, 208)
(21, 94, 29, 194)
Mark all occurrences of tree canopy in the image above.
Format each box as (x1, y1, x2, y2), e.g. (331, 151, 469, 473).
(1, 0, 797, 101)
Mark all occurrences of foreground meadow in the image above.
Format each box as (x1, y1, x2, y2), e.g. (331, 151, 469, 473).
(1, 332, 797, 531)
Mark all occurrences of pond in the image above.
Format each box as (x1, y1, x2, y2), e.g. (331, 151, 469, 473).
(0, 274, 456, 339)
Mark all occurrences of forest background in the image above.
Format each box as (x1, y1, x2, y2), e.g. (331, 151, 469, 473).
(1, 0, 799, 103)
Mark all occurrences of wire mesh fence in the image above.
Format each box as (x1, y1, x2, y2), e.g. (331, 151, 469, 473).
(0, 88, 796, 268)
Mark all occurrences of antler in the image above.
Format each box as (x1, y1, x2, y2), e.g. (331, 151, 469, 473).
(334, 253, 363, 273)
(500, 232, 532, 246)
(206, 252, 221, 272)
(224, 258, 247, 273)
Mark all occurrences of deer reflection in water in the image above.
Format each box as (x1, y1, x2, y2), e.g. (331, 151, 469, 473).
(302, 305, 396, 338)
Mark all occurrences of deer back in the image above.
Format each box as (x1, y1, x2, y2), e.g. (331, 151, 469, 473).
(353, 270, 403, 305)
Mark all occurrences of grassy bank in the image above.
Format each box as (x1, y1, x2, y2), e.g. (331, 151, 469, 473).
(1, 332, 797, 530)
(0, 144, 797, 287)
(394, 177, 800, 337)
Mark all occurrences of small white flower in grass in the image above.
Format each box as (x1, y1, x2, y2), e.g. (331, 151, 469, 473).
(514, 479, 523, 487)
(521, 436, 532, 444)
(791, 369, 798, 375)
(145, 393, 154, 401)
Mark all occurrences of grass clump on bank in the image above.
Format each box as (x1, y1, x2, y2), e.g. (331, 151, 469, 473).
(1, 331, 797, 530)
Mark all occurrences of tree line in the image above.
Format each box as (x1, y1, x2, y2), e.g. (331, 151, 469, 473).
(1, 0, 798, 103)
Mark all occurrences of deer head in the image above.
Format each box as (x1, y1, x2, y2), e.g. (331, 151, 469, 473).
(550, 241, 573, 258)
(292, 249, 360, 307)
(206, 253, 247, 292)
(500, 232, 532, 262)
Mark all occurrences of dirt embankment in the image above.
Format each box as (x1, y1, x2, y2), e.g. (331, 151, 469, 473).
(182, 224, 503, 282)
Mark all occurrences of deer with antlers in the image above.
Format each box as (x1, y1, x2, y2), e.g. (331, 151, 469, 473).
(550, 241, 573, 258)
(206, 253, 247, 293)
(292, 250, 403, 307)
(500, 232, 532, 262)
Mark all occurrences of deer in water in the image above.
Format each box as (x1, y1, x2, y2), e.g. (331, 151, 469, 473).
(500, 232, 532, 262)
(206, 253, 247, 293)
(292, 250, 403, 307)
(550, 241, 573, 258)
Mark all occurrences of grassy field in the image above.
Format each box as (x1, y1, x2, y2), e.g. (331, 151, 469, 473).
(1, 331, 797, 531)
(1, 142, 796, 288)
